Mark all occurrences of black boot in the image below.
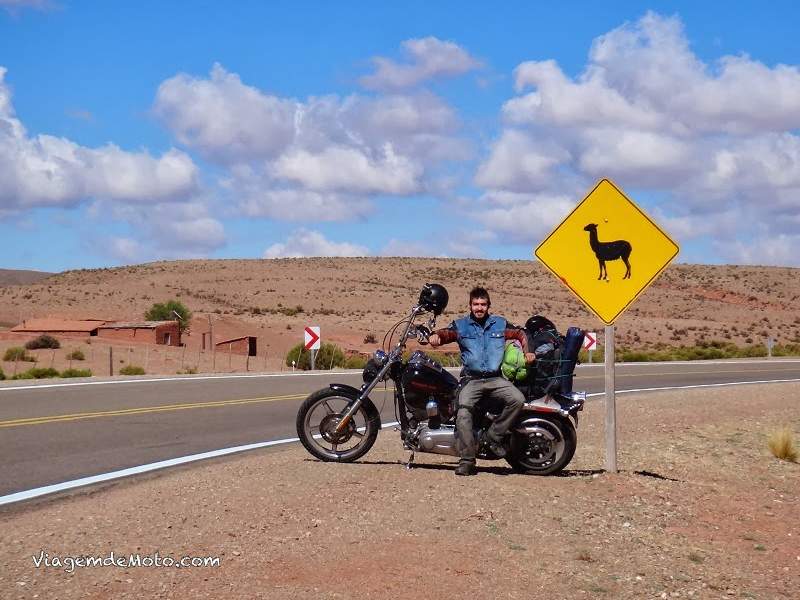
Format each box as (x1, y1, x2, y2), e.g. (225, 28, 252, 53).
(455, 459, 477, 476)
(481, 432, 507, 458)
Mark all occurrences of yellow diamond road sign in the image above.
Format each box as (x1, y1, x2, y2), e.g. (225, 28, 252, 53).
(535, 179, 679, 325)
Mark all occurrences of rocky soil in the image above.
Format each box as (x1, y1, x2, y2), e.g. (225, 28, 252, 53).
(1, 382, 798, 599)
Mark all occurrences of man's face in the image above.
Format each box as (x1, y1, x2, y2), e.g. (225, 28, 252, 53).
(469, 297, 490, 320)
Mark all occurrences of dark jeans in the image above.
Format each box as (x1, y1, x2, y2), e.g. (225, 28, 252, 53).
(456, 376, 524, 462)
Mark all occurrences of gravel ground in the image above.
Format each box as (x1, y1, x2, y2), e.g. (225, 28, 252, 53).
(1, 383, 798, 599)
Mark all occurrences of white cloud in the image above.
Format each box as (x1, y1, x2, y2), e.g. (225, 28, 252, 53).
(222, 166, 373, 221)
(105, 237, 144, 264)
(272, 144, 421, 194)
(91, 200, 227, 260)
(0, 67, 198, 214)
(155, 64, 469, 221)
(473, 12, 800, 265)
(360, 37, 480, 91)
(715, 234, 800, 267)
(263, 229, 368, 258)
(475, 130, 570, 192)
(154, 64, 297, 164)
(475, 192, 575, 245)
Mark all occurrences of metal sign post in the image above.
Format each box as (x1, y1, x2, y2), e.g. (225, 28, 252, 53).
(604, 325, 616, 472)
(534, 179, 679, 475)
(304, 326, 321, 370)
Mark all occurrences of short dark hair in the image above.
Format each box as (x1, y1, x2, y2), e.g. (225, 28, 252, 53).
(469, 286, 491, 307)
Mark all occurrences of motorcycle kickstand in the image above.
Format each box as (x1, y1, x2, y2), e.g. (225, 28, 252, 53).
(405, 451, 415, 470)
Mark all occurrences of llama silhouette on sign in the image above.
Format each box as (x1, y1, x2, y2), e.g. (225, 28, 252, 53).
(583, 223, 632, 281)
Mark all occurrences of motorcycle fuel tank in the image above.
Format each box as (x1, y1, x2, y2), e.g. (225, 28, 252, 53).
(401, 350, 458, 409)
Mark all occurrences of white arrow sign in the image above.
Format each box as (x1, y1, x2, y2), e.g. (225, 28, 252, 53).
(583, 332, 597, 351)
(304, 326, 321, 351)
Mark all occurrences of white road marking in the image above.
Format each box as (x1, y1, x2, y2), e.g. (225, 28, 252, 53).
(1, 358, 798, 392)
(2, 377, 799, 507)
(0, 421, 398, 507)
(0, 371, 361, 392)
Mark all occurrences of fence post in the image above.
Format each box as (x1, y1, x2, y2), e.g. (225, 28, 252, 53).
(109, 346, 114, 376)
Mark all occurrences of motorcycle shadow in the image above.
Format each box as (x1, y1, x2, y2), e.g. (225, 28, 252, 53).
(301, 458, 609, 478)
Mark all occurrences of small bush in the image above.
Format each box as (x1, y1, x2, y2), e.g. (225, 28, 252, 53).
(11, 371, 35, 380)
(767, 426, 798, 462)
(0, 366, 4, 380)
(25, 334, 60, 350)
(285, 342, 345, 370)
(344, 355, 368, 369)
(66, 349, 85, 361)
(177, 367, 198, 374)
(61, 368, 92, 378)
(119, 365, 146, 376)
(11, 367, 59, 380)
(3, 347, 36, 362)
(363, 333, 377, 344)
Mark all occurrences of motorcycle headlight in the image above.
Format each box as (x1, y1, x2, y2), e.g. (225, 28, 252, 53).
(362, 358, 381, 383)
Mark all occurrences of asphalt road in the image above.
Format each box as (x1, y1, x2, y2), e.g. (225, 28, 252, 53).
(1, 359, 799, 498)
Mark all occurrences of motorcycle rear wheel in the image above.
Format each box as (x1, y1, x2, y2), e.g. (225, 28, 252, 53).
(506, 415, 577, 476)
(296, 388, 381, 462)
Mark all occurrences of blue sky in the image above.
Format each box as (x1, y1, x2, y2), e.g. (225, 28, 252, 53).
(2, 1, 800, 271)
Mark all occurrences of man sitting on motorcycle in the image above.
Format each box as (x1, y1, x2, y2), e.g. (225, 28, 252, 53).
(428, 286, 535, 476)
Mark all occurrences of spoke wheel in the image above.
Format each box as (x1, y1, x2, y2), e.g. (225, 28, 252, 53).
(506, 416, 577, 476)
(296, 389, 380, 462)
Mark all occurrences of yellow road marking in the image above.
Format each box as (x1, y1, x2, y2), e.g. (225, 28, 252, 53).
(0, 387, 397, 429)
(0, 394, 310, 429)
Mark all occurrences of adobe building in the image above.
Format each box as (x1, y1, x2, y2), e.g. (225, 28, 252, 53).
(215, 335, 257, 357)
(11, 318, 107, 336)
(96, 321, 182, 346)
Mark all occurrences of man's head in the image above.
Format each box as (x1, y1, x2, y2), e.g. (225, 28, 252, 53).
(468, 286, 491, 320)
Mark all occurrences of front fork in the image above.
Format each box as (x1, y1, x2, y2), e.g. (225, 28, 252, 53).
(334, 359, 392, 434)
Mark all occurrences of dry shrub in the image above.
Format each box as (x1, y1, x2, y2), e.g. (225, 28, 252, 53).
(767, 426, 798, 462)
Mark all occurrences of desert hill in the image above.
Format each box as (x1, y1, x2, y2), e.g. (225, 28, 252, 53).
(0, 258, 798, 363)
(0, 268, 54, 287)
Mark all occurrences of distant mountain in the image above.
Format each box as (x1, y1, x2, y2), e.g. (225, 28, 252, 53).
(0, 268, 55, 287)
(0, 258, 798, 353)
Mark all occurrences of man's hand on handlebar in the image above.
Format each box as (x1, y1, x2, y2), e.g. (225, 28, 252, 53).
(428, 333, 441, 347)
(524, 352, 536, 364)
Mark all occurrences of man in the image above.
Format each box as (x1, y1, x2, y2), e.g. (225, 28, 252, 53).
(429, 287, 534, 476)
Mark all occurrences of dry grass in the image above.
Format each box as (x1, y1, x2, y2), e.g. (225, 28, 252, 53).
(767, 425, 798, 462)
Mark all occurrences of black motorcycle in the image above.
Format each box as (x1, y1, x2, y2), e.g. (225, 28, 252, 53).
(295, 285, 586, 475)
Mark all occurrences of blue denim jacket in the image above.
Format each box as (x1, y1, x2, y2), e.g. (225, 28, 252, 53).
(450, 314, 508, 373)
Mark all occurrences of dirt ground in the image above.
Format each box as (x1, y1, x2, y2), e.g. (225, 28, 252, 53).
(1, 383, 798, 599)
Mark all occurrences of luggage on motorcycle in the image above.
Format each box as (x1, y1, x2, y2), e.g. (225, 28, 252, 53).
(523, 316, 562, 399)
(522, 316, 585, 400)
(558, 327, 585, 395)
(501, 340, 528, 382)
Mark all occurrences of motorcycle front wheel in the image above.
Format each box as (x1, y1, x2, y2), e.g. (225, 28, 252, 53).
(506, 415, 577, 476)
(296, 388, 381, 462)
